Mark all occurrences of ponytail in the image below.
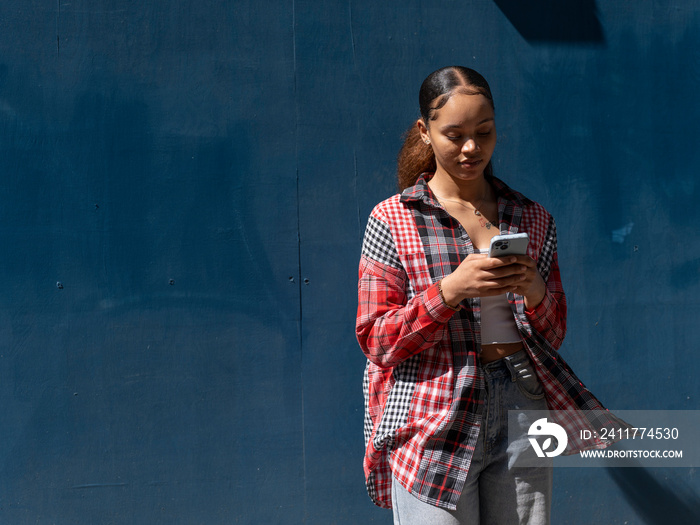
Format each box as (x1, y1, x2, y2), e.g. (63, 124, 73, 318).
(397, 124, 435, 191)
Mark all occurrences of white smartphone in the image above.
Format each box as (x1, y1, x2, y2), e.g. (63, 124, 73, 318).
(488, 233, 530, 257)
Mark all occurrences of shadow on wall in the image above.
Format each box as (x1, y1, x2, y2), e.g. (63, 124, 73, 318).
(607, 464, 700, 524)
(493, 0, 604, 43)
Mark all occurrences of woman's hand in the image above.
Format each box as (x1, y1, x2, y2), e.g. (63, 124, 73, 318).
(440, 254, 545, 309)
(509, 255, 546, 310)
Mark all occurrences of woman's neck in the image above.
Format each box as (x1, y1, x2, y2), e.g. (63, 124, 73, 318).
(428, 171, 492, 205)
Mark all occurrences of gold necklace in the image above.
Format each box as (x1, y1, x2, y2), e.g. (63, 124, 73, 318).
(432, 193, 484, 216)
(432, 192, 497, 230)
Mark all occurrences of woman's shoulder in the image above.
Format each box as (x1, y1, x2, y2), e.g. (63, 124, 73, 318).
(492, 176, 553, 220)
(492, 177, 556, 253)
(369, 193, 411, 223)
(522, 199, 553, 222)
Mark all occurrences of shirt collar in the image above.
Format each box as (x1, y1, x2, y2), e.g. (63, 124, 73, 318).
(400, 172, 532, 209)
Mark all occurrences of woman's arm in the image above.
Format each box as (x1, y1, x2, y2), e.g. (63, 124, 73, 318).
(523, 249, 567, 350)
(356, 255, 458, 369)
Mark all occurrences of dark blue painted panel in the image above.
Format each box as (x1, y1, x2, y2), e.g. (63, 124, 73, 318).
(0, 1, 699, 523)
(0, 1, 303, 523)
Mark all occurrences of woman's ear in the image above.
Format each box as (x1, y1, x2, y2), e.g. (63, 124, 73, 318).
(417, 119, 430, 145)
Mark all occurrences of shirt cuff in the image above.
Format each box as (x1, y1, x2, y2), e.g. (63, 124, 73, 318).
(524, 288, 553, 324)
(426, 282, 460, 323)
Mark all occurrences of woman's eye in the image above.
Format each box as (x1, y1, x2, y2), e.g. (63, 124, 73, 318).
(446, 135, 461, 141)
(477, 129, 492, 136)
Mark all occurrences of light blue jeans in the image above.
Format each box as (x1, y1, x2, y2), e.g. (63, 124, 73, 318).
(392, 349, 552, 525)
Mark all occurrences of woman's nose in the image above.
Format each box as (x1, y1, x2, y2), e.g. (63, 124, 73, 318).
(462, 138, 478, 153)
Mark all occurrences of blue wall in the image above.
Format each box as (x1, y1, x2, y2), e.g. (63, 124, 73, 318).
(0, 1, 698, 523)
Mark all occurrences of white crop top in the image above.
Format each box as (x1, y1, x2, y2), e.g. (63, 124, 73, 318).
(473, 248, 521, 345)
(480, 294, 521, 345)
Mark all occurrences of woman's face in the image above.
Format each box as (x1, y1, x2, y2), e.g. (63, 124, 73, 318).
(420, 92, 497, 183)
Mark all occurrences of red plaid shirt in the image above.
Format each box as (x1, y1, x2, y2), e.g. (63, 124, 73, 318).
(357, 173, 624, 510)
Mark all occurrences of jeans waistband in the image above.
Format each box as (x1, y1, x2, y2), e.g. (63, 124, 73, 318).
(482, 349, 531, 381)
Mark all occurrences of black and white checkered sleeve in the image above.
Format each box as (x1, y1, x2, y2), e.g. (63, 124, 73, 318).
(361, 215, 401, 269)
(537, 215, 557, 282)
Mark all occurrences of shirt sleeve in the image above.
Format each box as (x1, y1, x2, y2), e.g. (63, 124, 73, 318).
(524, 218, 567, 350)
(355, 215, 457, 369)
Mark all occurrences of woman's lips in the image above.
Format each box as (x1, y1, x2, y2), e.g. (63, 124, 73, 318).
(460, 158, 482, 167)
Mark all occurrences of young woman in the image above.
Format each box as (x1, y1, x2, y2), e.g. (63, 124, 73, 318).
(356, 66, 622, 524)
